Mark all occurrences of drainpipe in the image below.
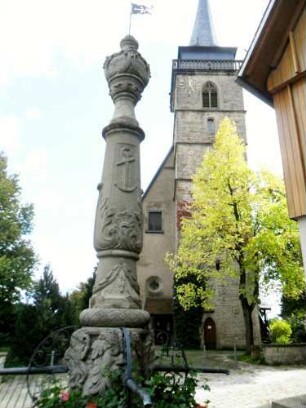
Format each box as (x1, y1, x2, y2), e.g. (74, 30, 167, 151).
(122, 328, 152, 407)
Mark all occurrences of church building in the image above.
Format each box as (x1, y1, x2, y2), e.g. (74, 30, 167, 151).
(137, 0, 261, 349)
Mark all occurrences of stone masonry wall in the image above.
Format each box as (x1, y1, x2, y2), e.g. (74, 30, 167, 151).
(204, 277, 261, 349)
(172, 67, 261, 349)
(138, 151, 176, 304)
(174, 73, 245, 112)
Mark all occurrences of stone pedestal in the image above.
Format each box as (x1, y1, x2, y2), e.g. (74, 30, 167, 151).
(65, 327, 153, 395)
(65, 35, 153, 396)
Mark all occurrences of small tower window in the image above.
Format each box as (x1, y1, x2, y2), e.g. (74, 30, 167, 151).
(202, 82, 218, 108)
(147, 211, 162, 233)
(207, 118, 215, 134)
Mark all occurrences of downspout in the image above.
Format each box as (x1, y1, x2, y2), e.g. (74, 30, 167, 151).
(122, 328, 152, 407)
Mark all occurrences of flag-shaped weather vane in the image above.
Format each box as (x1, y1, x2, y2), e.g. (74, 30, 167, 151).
(129, 2, 153, 35)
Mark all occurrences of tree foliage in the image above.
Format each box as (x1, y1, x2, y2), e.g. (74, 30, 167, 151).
(269, 319, 292, 344)
(68, 267, 96, 320)
(166, 118, 305, 352)
(281, 289, 306, 343)
(32, 264, 75, 336)
(282, 289, 306, 318)
(8, 264, 79, 364)
(0, 152, 37, 342)
(173, 274, 205, 349)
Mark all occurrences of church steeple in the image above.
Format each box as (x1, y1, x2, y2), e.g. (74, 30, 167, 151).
(190, 0, 217, 46)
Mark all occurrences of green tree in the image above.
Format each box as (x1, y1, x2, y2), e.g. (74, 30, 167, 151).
(69, 267, 96, 320)
(8, 264, 78, 364)
(282, 289, 306, 317)
(166, 118, 305, 354)
(173, 292, 203, 349)
(7, 303, 39, 365)
(281, 290, 306, 342)
(0, 152, 37, 343)
(269, 319, 292, 344)
(33, 264, 76, 337)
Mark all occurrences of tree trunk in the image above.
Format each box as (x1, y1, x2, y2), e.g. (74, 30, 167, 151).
(240, 296, 255, 354)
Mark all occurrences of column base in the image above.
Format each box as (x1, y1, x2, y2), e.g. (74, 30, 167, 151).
(80, 308, 150, 327)
(65, 326, 154, 396)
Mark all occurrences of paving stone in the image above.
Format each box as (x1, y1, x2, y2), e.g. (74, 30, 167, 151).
(0, 354, 305, 407)
(272, 395, 306, 408)
(195, 352, 306, 408)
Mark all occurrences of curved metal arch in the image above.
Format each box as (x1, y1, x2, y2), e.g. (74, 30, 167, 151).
(26, 325, 79, 404)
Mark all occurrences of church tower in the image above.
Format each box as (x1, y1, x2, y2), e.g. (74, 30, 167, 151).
(138, 0, 261, 349)
(171, 0, 246, 209)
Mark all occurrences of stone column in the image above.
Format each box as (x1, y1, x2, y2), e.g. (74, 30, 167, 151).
(65, 36, 154, 396)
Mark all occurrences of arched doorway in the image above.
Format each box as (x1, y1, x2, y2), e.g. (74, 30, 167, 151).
(204, 317, 217, 349)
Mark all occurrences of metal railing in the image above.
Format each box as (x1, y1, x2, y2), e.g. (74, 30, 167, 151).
(172, 59, 243, 71)
(0, 328, 230, 407)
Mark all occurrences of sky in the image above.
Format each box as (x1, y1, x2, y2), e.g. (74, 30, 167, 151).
(0, 0, 283, 303)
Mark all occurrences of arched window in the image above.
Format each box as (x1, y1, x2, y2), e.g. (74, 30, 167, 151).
(202, 82, 218, 108)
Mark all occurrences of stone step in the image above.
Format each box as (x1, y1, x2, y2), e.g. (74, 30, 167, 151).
(272, 395, 306, 408)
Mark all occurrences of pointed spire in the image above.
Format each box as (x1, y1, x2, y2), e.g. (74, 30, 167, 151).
(190, 0, 217, 46)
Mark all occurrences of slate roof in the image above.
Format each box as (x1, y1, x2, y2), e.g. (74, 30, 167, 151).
(190, 0, 217, 46)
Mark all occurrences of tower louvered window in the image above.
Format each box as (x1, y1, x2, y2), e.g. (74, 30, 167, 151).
(202, 82, 218, 108)
(207, 117, 215, 134)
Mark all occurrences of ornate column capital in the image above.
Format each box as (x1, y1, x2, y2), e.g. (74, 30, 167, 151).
(103, 35, 151, 126)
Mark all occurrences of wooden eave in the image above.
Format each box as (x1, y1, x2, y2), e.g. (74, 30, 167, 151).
(237, 0, 305, 106)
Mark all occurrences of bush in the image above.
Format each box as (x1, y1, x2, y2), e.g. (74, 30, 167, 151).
(287, 312, 306, 343)
(269, 319, 292, 344)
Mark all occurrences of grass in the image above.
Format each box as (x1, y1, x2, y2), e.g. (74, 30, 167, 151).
(237, 353, 265, 365)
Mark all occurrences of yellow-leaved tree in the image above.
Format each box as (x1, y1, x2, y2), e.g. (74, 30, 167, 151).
(166, 118, 305, 354)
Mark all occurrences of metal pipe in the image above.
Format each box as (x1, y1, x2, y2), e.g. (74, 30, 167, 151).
(122, 327, 152, 407)
(0, 365, 68, 375)
(126, 378, 152, 407)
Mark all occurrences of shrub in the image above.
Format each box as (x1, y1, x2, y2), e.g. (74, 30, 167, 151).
(287, 312, 306, 343)
(269, 319, 292, 344)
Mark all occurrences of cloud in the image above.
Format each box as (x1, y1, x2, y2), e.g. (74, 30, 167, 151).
(0, 0, 129, 86)
(19, 148, 49, 184)
(0, 0, 269, 88)
(25, 107, 42, 121)
(0, 115, 22, 153)
(244, 92, 283, 177)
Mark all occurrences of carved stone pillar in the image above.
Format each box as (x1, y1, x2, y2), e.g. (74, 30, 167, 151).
(65, 36, 154, 395)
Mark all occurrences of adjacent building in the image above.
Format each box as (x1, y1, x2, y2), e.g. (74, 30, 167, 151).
(237, 0, 306, 276)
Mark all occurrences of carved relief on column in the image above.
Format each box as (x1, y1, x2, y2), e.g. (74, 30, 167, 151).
(94, 201, 143, 253)
(65, 327, 154, 396)
(65, 328, 124, 395)
(90, 259, 140, 309)
(94, 141, 143, 254)
(115, 144, 137, 193)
